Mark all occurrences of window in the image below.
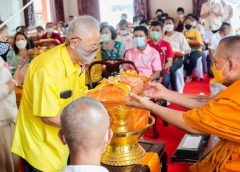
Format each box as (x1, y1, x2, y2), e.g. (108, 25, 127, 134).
(34, 0, 52, 26)
(99, 0, 134, 27)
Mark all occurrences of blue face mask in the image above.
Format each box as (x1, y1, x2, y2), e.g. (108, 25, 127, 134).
(0, 41, 10, 56)
(100, 34, 111, 42)
(134, 21, 140, 26)
(150, 31, 162, 41)
(134, 37, 146, 47)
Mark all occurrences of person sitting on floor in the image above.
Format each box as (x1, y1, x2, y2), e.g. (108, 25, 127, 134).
(124, 26, 161, 81)
(148, 21, 174, 88)
(36, 25, 45, 40)
(40, 22, 64, 44)
(60, 97, 112, 172)
(128, 35, 240, 172)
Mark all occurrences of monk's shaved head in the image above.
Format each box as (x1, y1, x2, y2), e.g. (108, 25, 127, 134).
(216, 36, 240, 61)
(61, 97, 110, 151)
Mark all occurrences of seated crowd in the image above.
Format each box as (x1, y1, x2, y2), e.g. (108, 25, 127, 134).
(0, 0, 239, 171)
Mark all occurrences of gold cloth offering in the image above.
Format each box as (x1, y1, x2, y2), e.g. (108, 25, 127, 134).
(87, 71, 155, 166)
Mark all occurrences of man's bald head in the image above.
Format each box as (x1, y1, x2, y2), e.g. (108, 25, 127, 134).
(61, 97, 110, 151)
(216, 36, 240, 61)
(215, 36, 240, 85)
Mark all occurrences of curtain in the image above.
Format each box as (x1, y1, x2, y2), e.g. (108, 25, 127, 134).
(22, 0, 36, 29)
(54, 0, 65, 22)
(49, 0, 65, 23)
(193, 0, 208, 16)
(77, 0, 100, 21)
(134, 0, 150, 19)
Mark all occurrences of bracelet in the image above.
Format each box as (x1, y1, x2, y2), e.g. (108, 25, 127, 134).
(11, 79, 19, 87)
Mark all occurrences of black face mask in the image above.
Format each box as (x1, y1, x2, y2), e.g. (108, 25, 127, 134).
(185, 24, 192, 30)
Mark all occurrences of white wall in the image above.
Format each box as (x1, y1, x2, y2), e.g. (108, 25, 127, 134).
(149, 0, 193, 18)
(0, 0, 25, 34)
(63, 0, 79, 21)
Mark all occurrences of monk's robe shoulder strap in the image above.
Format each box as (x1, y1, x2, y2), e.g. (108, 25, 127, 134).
(216, 80, 240, 103)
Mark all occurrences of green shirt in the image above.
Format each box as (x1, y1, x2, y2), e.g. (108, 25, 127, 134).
(101, 41, 123, 59)
(7, 50, 32, 74)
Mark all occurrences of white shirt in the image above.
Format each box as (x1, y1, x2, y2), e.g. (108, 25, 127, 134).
(0, 56, 18, 121)
(208, 32, 224, 55)
(222, 3, 232, 23)
(196, 23, 205, 37)
(62, 165, 109, 172)
(201, 2, 224, 31)
(163, 32, 191, 54)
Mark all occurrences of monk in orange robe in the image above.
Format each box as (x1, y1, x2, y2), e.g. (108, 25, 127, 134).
(127, 36, 240, 172)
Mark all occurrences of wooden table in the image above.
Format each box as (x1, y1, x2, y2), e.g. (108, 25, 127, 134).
(103, 140, 167, 172)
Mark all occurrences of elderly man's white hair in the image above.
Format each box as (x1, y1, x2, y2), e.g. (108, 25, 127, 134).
(61, 97, 110, 150)
(66, 15, 100, 42)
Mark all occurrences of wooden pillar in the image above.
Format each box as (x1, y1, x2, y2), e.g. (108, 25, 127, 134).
(77, 0, 100, 21)
(134, 0, 150, 19)
(23, 0, 36, 29)
(54, 0, 65, 22)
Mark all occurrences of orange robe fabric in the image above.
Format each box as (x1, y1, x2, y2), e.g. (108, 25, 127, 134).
(183, 80, 240, 172)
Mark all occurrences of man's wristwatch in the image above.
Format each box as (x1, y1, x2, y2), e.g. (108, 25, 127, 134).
(11, 79, 19, 87)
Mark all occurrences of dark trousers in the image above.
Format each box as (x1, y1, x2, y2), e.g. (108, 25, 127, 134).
(207, 54, 214, 77)
(170, 57, 183, 91)
(23, 159, 42, 172)
(184, 51, 202, 76)
(162, 72, 170, 89)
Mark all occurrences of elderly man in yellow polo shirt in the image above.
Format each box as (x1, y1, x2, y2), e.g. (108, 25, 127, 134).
(11, 15, 100, 171)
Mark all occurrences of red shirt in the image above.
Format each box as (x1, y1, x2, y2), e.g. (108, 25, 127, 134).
(147, 39, 174, 69)
(40, 32, 64, 44)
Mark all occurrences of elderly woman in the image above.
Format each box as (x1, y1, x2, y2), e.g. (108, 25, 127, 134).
(0, 20, 28, 172)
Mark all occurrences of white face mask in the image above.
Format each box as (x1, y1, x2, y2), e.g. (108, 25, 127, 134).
(37, 31, 44, 37)
(75, 44, 97, 64)
(164, 24, 174, 32)
(16, 40, 27, 49)
(192, 21, 197, 27)
(179, 14, 184, 18)
(46, 28, 54, 33)
(120, 30, 128, 36)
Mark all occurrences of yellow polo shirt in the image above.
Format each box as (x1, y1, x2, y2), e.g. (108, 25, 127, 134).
(183, 28, 203, 52)
(11, 44, 87, 171)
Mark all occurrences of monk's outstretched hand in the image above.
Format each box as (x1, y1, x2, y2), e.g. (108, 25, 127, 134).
(143, 82, 167, 100)
(127, 92, 153, 111)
